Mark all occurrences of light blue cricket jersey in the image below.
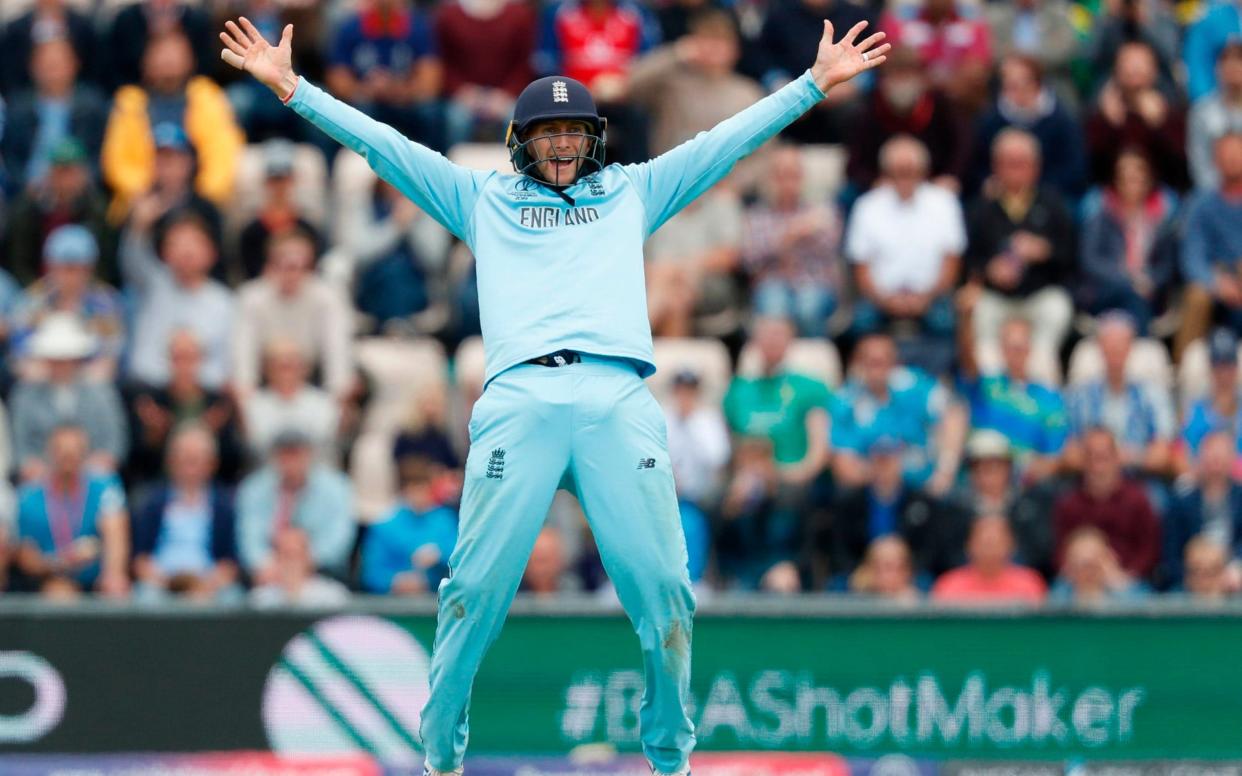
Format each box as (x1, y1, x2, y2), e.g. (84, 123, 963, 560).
(288, 73, 825, 383)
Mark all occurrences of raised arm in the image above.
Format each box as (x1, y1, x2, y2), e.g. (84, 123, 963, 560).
(624, 20, 889, 235)
(220, 18, 487, 242)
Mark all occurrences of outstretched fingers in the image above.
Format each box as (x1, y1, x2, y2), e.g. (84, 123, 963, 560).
(857, 31, 887, 54)
(841, 20, 868, 46)
(863, 42, 892, 68)
(219, 29, 248, 58)
(822, 19, 835, 44)
(238, 16, 266, 45)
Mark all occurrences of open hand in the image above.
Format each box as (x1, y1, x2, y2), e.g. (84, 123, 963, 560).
(809, 20, 890, 94)
(220, 17, 299, 101)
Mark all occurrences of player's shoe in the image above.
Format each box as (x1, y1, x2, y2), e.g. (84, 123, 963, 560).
(423, 766, 463, 776)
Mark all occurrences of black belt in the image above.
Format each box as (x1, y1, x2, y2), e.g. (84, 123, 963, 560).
(525, 349, 582, 367)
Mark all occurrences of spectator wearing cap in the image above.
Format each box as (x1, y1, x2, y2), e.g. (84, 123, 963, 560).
(958, 315, 1068, 484)
(1078, 149, 1180, 331)
(961, 128, 1076, 355)
(847, 135, 964, 375)
(236, 140, 325, 282)
(233, 230, 355, 405)
(121, 205, 234, 392)
(626, 9, 763, 160)
(1182, 327, 1242, 465)
(361, 458, 458, 595)
(1164, 430, 1242, 590)
(9, 225, 125, 382)
(125, 330, 242, 487)
(664, 369, 730, 511)
(0, 0, 98, 95)
(1053, 427, 1161, 581)
(11, 424, 129, 599)
(1049, 525, 1149, 603)
(0, 33, 107, 194)
(968, 54, 1086, 200)
(723, 316, 831, 494)
(249, 526, 351, 608)
(2, 137, 117, 287)
(111, 122, 225, 254)
(9, 314, 127, 482)
(436, 0, 537, 146)
(1064, 313, 1176, 487)
(338, 176, 452, 330)
(1177, 134, 1242, 356)
(1184, 0, 1242, 101)
(662, 368, 725, 583)
(1188, 40, 1242, 191)
(131, 423, 239, 602)
(879, 0, 992, 113)
(756, 0, 870, 145)
(825, 435, 960, 587)
(831, 333, 966, 496)
(948, 430, 1055, 574)
(931, 514, 1046, 604)
(235, 429, 355, 584)
(102, 31, 243, 220)
(1086, 41, 1188, 190)
(240, 339, 341, 466)
(845, 46, 970, 194)
(742, 145, 845, 338)
(326, 0, 444, 149)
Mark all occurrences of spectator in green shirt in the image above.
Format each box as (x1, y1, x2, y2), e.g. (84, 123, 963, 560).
(723, 315, 832, 490)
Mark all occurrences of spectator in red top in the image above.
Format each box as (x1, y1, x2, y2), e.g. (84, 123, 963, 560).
(436, 0, 537, 146)
(1053, 427, 1161, 580)
(536, 0, 660, 94)
(536, 0, 660, 161)
(326, 0, 444, 149)
(931, 514, 1047, 604)
(1087, 41, 1188, 190)
(846, 46, 969, 193)
(880, 0, 992, 113)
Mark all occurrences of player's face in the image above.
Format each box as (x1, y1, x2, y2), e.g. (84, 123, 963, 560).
(527, 119, 592, 186)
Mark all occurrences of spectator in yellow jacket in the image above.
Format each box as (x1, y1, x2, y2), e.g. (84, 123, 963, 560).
(102, 31, 243, 222)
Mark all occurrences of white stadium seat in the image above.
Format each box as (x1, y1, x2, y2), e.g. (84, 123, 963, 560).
(648, 337, 732, 408)
(975, 341, 1062, 386)
(737, 338, 843, 388)
(1066, 337, 1173, 389)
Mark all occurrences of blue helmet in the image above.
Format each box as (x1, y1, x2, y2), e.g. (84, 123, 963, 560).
(506, 75, 607, 184)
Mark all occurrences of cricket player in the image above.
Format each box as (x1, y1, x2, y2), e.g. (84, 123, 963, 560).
(220, 16, 887, 776)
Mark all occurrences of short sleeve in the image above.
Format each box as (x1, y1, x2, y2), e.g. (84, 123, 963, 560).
(845, 199, 875, 264)
(942, 192, 968, 255)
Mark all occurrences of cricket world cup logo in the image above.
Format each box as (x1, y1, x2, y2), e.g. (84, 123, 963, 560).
(262, 615, 432, 766)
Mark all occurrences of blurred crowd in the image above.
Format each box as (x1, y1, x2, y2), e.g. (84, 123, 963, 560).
(0, 0, 1240, 607)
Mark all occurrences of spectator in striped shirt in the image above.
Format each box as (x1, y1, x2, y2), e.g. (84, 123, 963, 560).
(1064, 312, 1175, 487)
(742, 145, 844, 337)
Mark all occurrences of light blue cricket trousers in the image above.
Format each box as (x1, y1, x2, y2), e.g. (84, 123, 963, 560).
(419, 354, 697, 773)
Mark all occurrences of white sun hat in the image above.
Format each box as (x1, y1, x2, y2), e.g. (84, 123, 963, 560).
(28, 312, 98, 361)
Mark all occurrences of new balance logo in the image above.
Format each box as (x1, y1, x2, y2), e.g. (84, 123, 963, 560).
(552, 81, 569, 103)
(486, 448, 506, 479)
(637, 458, 656, 470)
